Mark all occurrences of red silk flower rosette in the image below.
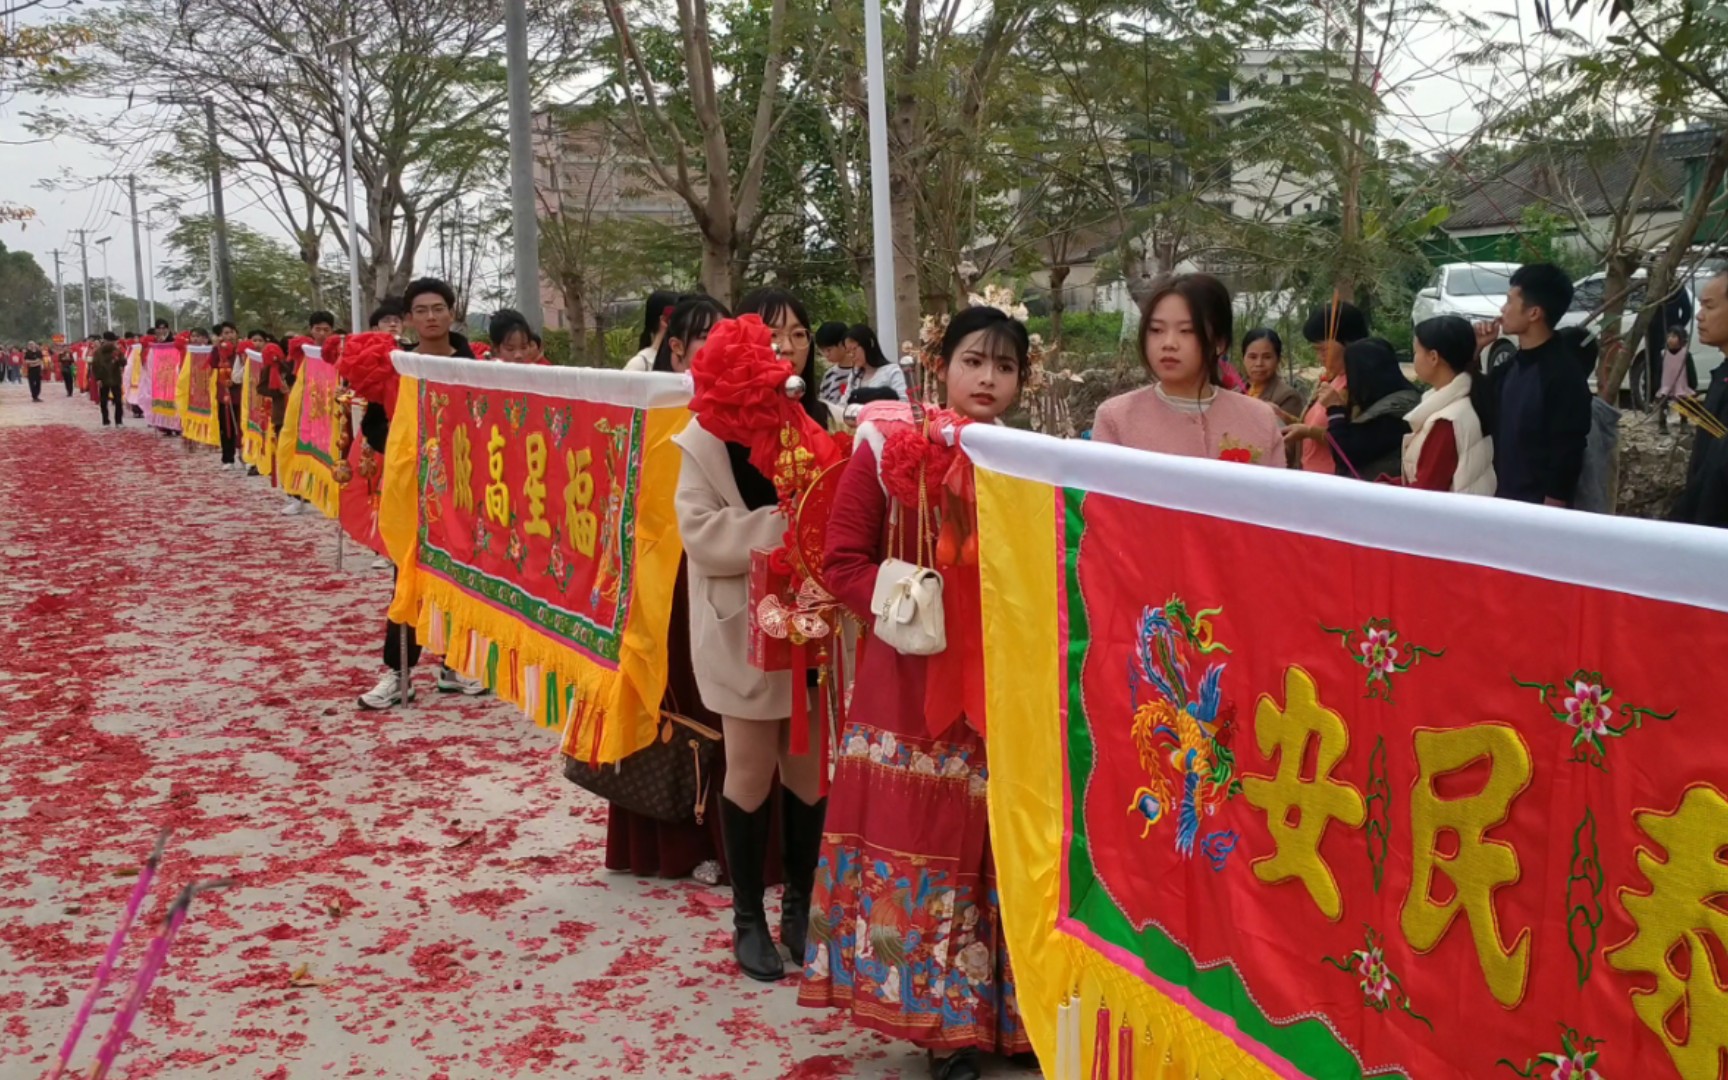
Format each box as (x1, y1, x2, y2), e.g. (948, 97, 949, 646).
(870, 409, 988, 737)
(321, 334, 345, 366)
(688, 314, 841, 495)
(336, 332, 402, 418)
(690, 314, 846, 763)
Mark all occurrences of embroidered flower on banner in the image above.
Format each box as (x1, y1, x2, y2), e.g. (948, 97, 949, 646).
(1511, 668, 1675, 769)
(1563, 682, 1611, 738)
(1357, 944, 1392, 1004)
(1321, 617, 1442, 702)
(1322, 926, 1430, 1029)
(1496, 1024, 1604, 1080)
(1361, 627, 1400, 675)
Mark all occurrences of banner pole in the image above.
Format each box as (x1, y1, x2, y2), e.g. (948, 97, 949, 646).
(335, 517, 345, 571)
(398, 622, 411, 711)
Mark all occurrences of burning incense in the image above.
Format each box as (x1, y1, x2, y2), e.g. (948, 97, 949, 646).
(46, 829, 170, 1080)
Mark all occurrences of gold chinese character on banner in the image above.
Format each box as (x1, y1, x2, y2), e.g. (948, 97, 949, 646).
(523, 432, 550, 538)
(1607, 785, 1728, 1079)
(1242, 666, 1365, 921)
(485, 424, 510, 526)
(451, 424, 474, 513)
(564, 446, 596, 557)
(1402, 723, 1532, 1008)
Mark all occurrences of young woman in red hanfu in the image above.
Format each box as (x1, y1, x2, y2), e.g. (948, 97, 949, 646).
(799, 306, 1034, 1080)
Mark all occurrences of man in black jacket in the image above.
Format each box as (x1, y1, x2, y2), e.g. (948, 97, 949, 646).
(1478, 263, 1593, 507)
(1671, 269, 1728, 527)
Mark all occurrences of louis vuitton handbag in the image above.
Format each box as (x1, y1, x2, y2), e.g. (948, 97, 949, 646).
(561, 711, 721, 825)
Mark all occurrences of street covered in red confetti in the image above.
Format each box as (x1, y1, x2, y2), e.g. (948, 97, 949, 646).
(0, 392, 940, 1078)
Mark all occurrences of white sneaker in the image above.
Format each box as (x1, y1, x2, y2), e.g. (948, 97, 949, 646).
(370, 557, 391, 570)
(357, 670, 414, 710)
(280, 499, 306, 516)
(436, 665, 488, 696)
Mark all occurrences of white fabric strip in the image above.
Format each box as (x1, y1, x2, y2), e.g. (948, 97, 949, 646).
(304, 344, 322, 362)
(188, 345, 214, 357)
(960, 424, 1728, 615)
(390, 352, 693, 410)
(243, 349, 262, 363)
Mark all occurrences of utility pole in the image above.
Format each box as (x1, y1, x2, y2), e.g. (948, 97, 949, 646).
(49, 250, 66, 341)
(74, 229, 92, 339)
(505, 0, 540, 331)
(128, 177, 148, 335)
(161, 95, 235, 321)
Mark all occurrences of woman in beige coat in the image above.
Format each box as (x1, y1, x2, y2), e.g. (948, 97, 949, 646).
(675, 287, 832, 984)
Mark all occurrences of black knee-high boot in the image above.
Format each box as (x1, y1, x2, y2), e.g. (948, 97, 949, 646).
(779, 792, 827, 969)
(721, 796, 784, 981)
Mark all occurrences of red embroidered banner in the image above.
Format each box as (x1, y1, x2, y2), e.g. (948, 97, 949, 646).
(968, 426, 1728, 1080)
(338, 402, 388, 558)
(380, 356, 691, 763)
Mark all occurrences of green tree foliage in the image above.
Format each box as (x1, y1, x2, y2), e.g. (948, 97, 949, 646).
(163, 216, 340, 335)
(0, 242, 57, 342)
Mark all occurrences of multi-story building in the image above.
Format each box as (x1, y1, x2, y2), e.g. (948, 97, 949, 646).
(532, 108, 690, 333)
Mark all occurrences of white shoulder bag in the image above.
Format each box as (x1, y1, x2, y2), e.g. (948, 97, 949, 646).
(869, 431, 946, 656)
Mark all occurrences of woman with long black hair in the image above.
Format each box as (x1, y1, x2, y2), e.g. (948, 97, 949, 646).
(673, 286, 829, 982)
(842, 323, 908, 401)
(1322, 338, 1422, 482)
(624, 289, 682, 372)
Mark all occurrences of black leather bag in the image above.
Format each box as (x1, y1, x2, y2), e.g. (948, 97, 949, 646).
(561, 712, 720, 825)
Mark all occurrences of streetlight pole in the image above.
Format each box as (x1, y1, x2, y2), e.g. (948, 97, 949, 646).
(336, 36, 365, 333)
(505, 0, 540, 331)
(95, 236, 114, 331)
(285, 36, 365, 332)
(863, 0, 897, 350)
(74, 229, 92, 338)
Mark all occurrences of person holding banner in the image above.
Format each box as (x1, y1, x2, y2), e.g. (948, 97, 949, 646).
(1091, 274, 1286, 466)
(674, 287, 830, 983)
(604, 294, 737, 885)
(215, 323, 243, 468)
(357, 277, 486, 710)
(799, 305, 1036, 1080)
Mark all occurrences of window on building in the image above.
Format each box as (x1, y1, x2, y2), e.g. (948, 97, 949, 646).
(1215, 81, 1232, 103)
(1281, 73, 1292, 86)
(1284, 204, 1294, 217)
(1304, 202, 1313, 213)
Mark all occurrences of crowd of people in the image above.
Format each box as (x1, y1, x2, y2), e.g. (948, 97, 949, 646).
(14, 259, 1728, 1080)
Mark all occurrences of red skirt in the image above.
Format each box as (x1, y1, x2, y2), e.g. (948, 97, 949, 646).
(797, 713, 1031, 1055)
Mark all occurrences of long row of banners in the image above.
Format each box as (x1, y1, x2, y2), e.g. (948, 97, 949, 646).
(154, 339, 1728, 1078)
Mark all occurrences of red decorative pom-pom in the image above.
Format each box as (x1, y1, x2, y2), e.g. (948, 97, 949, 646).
(321, 334, 345, 366)
(337, 332, 402, 417)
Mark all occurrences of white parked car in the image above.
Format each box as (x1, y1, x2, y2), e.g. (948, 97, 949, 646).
(1559, 266, 1723, 404)
(1412, 262, 1519, 328)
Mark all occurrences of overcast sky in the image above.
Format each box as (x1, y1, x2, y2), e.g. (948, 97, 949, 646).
(0, 0, 1606, 319)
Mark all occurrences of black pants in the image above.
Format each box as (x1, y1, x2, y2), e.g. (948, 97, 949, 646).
(99, 383, 123, 424)
(62, 368, 75, 396)
(26, 367, 41, 400)
(382, 620, 422, 671)
(218, 398, 239, 463)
